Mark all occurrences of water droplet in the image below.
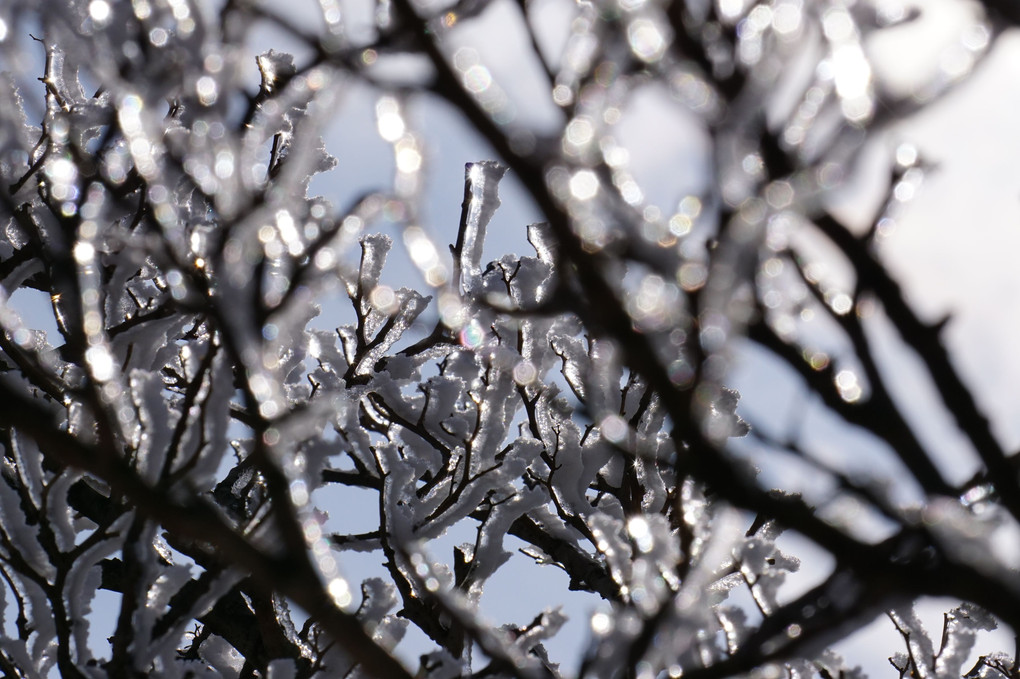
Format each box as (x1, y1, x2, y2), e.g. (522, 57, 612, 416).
(765, 181, 794, 209)
(895, 143, 918, 168)
(169, 0, 190, 21)
(627, 516, 654, 553)
(463, 65, 493, 94)
(627, 19, 667, 63)
(45, 157, 79, 203)
(438, 292, 466, 328)
(149, 27, 169, 47)
(303, 518, 323, 542)
(669, 214, 692, 236)
(569, 170, 598, 200)
(832, 48, 873, 121)
(591, 611, 613, 634)
(678, 262, 707, 291)
(601, 414, 628, 444)
(835, 369, 861, 402)
(85, 346, 115, 382)
(564, 116, 595, 153)
(395, 141, 422, 173)
(822, 7, 854, 41)
(73, 241, 95, 264)
(89, 0, 111, 22)
(328, 578, 352, 607)
(459, 321, 484, 348)
(668, 358, 694, 387)
(196, 76, 218, 105)
(828, 291, 852, 315)
(717, 0, 745, 21)
(807, 352, 829, 371)
(11, 328, 31, 347)
(773, 1, 802, 36)
(376, 97, 405, 142)
(290, 480, 309, 506)
(318, 554, 338, 577)
(552, 84, 573, 106)
(370, 285, 397, 313)
(403, 227, 448, 286)
(513, 361, 538, 385)
(84, 311, 102, 335)
(214, 150, 234, 178)
(275, 210, 303, 255)
(262, 427, 280, 445)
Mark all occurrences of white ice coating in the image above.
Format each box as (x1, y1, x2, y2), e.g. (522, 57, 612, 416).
(457, 161, 508, 295)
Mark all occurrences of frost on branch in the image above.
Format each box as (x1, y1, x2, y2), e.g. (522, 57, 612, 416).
(0, 0, 1017, 678)
(889, 603, 1001, 679)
